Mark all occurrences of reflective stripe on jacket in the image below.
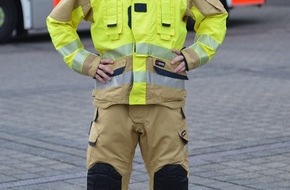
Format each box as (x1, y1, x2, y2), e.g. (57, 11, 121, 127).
(47, 0, 227, 108)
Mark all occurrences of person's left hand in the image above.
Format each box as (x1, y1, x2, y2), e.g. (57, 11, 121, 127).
(171, 49, 186, 73)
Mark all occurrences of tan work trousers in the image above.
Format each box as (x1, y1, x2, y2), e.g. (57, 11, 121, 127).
(87, 104, 189, 190)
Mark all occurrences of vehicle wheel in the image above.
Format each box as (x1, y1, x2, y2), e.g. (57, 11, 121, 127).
(0, 0, 17, 43)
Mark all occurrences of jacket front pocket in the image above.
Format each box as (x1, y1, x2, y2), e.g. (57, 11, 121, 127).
(103, 0, 123, 40)
(156, 0, 175, 41)
(150, 57, 188, 80)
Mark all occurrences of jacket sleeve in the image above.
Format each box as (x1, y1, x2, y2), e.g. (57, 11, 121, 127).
(46, 0, 100, 78)
(181, 0, 228, 71)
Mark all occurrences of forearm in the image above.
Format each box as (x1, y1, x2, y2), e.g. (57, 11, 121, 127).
(46, 0, 99, 78)
(182, 0, 228, 70)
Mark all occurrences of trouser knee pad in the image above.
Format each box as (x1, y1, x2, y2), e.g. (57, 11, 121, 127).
(154, 164, 188, 190)
(87, 163, 122, 190)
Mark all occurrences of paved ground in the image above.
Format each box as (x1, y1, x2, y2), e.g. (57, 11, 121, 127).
(0, 1, 290, 189)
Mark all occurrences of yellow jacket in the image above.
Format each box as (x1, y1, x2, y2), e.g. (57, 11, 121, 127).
(47, 0, 227, 108)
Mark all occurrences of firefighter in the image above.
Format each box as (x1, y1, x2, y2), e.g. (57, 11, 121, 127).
(47, 0, 227, 189)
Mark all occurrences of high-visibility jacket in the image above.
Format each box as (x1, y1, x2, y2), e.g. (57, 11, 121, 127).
(47, 0, 227, 109)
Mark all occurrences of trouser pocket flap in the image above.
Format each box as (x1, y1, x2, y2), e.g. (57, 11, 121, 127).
(178, 127, 188, 144)
(89, 122, 99, 146)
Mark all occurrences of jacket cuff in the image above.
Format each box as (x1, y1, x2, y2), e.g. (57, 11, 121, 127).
(82, 54, 101, 78)
(181, 48, 200, 71)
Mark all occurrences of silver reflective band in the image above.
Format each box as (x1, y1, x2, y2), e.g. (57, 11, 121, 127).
(102, 43, 177, 61)
(136, 43, 176, 61)
(95, 72, 133, 89)
(57, 39, 83, 57)
(72, 49, 90, 74)
(102, 44, 133, 59)
(195, 34, 220, 50)
(134, 71, 146, 83)
(189, 43, 209, 66)
(147, 72, 185, 89)
(95, 71, 185, 90)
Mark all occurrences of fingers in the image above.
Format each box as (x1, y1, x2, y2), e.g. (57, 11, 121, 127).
(95, 68, 111, 84)
(172, 49, 181, 55)
(95, 58, 114, 84)
(171, 50, 186, 73)
(173, 61, 186, 73)
(100, 58, 114, 65)
(98, 63, 114, 75)
(171, 55, 184, 65)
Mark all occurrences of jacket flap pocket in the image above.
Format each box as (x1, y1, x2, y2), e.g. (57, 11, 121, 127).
(154, 66, 188, 80)
(153, 59, 188, 80)
(156, 0, 175, 40)
(108, 66, 125, 77)
(104, 0, 123, 40)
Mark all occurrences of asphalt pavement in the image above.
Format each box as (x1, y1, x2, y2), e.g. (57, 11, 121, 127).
(0, 1, 290, 189)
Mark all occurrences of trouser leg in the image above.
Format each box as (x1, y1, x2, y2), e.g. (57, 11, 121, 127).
(86, 105, 139, 190)
(135, 105, 189, 190)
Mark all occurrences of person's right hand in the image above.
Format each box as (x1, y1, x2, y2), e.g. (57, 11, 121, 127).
(94, 58, 114, 84)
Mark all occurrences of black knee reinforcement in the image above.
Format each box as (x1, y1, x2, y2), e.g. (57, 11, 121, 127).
(87, 163, 122, 190)
(154, 164, 188, 190)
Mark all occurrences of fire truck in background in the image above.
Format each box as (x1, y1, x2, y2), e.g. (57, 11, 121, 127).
(220, 0, 266, 12)
(0, 0, 53, 43)
(0, 0, 266, 44)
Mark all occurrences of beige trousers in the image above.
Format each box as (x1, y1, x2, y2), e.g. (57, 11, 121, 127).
(87, 104, 189, 190)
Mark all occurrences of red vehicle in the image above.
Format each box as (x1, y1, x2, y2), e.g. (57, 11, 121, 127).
(220, 0, 266, 12)
(53, 0, 60, 7)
